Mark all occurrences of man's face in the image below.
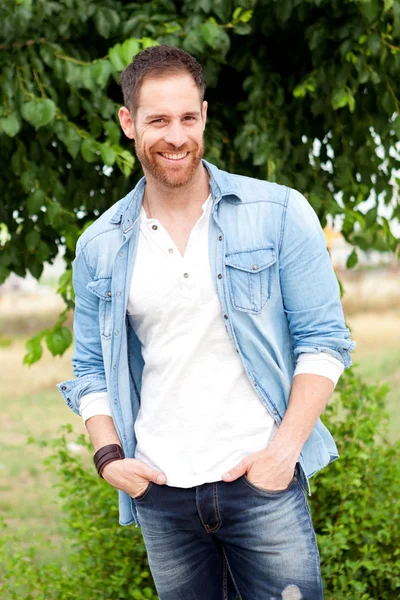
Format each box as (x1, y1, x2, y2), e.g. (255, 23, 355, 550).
(120, 74, 207, 188)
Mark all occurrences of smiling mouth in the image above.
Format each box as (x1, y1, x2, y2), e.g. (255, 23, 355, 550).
(158, 152, 189, 161)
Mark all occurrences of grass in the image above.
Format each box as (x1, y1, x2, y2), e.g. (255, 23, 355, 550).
(0, 305, 399, 567)
(0, 339, 84, 565)
(346, 309, 400, 442)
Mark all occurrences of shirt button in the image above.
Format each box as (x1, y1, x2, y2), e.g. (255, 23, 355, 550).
(183, 273, 189, 278)
(114, 399, 118, 404)
(252, 264, 258, 270)
(218, 274, 222, 279)
(273, 409, 278, 415)
(116, 291, 121, 296)
(107, 291, 112, 297)
(253, 381, 257, 386)
(223, 314, 228, 319)
(218, 235, 223, 241)
(152, 225, 158, 231)
(168, 248, 173, 253)
(114, 330, 119, 336)
(119, 251, 125, 257)
(61, 386, 67, 391)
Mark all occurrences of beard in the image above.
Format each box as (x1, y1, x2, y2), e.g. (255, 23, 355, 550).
(134, 138, 204, 188)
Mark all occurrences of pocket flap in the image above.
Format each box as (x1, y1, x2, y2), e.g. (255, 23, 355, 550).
(87, 278, 112, 301)
(225, 248, 276, 273)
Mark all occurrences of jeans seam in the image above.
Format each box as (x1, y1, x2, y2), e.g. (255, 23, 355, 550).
(214, 483, 222, 531)
(301, 488, 324, 583)
(205, 484, 222, 533)
(196, 486, 209, 533)
(222, 556, 228, 600)
(222, 546, 243, 600)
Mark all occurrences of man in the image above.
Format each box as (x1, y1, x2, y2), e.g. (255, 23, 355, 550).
(58, 45, 355, 600)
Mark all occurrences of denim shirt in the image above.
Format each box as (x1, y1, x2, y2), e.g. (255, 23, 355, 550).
(58, 160, 355, 526)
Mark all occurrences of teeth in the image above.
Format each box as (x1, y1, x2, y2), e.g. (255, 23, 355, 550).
(160, 152, 188, 160)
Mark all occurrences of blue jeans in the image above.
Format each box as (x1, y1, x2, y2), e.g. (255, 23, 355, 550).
(133, 472, 324, 600)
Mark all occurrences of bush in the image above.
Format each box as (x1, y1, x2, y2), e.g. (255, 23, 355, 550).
(0, 428, 157, 600)
(1, 369, 399, 599)
(310, 369, 400, 599)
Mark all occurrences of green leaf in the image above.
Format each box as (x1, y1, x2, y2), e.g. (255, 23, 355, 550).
(45, 326, 72, 357)
(109, 38, 141, 71)
(332, 88, 355, 112)
(27, 189, 45, 215)
(0, 112, 21, 137)
(239, 10, 253, 23)
(213, 0, 232, 21)
(46, 200, 62, 224)
(81, 137, 99, 163)
(92, 60, 113, 88)
(121, 38, 140, 66)
(94, 7, 120, 39)
(25, 230, 41, 249)
(100, 142, 116, 166)
(104, 121, 120, 145)
(21, 170, 36, 192)
(382, 90, 395, 116)
(183, 28, 206, 54)
(233, 7, 242, 20)
(109, 44, 125, 71)
(367, 33, 381, 56)
(24, 336, 44, 366)
(54, 120, 82, 158)
(63, 126, 81, 158)
(141, 38, 158, 50)
(21, 98, 56, 130)
(234, 23, 252, 35)
(346, 249, 358, 269)
(0, 264, 10, 285)
(116, 149, 135, 176)
(201, 21, 221, 49)
(362, 0, 380, 23)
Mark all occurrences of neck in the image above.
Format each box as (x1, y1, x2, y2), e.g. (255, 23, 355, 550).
(142, 163, 210, 215)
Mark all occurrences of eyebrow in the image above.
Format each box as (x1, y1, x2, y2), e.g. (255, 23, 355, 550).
(144, 111, 201, 121)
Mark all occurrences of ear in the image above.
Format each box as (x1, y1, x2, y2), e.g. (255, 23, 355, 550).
(201, 100, 208, 127)
(118, 106, 136, 140)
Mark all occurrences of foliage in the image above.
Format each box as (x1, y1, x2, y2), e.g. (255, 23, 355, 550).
(0, 424, 157, 600)
(311, 369, 400, 599)
(0, 0, 400, 360)
(1, 370, 399, 599)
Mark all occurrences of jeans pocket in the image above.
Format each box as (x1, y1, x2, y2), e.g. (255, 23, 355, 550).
(132, 482, 153, 502)
(241, 472, 297, 497)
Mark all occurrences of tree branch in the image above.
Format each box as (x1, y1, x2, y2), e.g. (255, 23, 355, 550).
(0, 38, 47, 51)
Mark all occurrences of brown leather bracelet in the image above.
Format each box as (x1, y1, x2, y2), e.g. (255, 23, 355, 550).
(94, 444, 125, 478)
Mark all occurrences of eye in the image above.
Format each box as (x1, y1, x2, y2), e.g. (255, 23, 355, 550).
(184, 116, 196, 121)
(152, 119, 166, 124)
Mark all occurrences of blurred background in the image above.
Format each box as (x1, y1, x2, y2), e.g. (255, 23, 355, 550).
(1, 0, 400, 598)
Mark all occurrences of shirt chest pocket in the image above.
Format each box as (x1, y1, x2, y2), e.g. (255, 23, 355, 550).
(225, 247, 276, 314)
(87, 278, 113, 340)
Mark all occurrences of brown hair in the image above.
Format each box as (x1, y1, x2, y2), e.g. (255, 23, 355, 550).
(120, 44, 206, 116)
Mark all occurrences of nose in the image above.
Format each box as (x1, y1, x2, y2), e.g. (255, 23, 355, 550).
(163, 120, 188, 148)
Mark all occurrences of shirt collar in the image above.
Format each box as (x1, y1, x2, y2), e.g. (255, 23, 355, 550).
(109, 159, 242, 230)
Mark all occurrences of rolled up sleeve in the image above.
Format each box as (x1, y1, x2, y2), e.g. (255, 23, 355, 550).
(279, 189, 355, 369)
(57, 242, 108, 415)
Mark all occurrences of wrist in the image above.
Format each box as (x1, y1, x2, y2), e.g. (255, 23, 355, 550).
(93, 443, 125, 478)
(264, 440, 299, 465)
